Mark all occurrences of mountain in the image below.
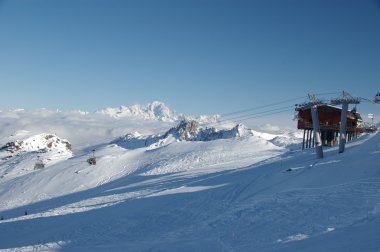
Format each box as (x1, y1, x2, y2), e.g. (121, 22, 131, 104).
(96, 101, 182, 122)
(0, 133, 72, 155)
(0, 102, 222, 150)
(165, 120, 252, 141)
(97, 101, 222, 124)
(0, 133, 73, 181)
(250, 129, 303, 149)
(112, 119, 264, 150)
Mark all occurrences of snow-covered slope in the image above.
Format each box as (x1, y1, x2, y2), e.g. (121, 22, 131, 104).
(0, 122, 285, 210)
(1, 130, 379, 252)
(0, 104, 378, 252)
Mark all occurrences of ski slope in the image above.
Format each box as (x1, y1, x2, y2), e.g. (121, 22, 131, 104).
(0, 107, 379, 251)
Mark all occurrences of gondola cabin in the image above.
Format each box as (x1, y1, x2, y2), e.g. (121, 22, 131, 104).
(34, 156, 45, 169)
(375, 93, 380, 104)
(87, 157, 96, 165)
(296, 105, 363, 148)
(87, 149, 97, 165)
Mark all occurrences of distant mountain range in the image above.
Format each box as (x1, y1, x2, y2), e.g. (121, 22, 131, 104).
(96, 101, 182, 122)
(0, 101, 219, 124)
(97, 101, 221, 124)
(0, 102, 298, 151)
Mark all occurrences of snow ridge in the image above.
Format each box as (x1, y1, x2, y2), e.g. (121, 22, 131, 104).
(113, 119, 255, 150)
(165, 120, 252, 141)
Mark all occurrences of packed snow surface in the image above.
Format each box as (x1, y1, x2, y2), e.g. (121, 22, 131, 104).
(0, 104, 379, 252)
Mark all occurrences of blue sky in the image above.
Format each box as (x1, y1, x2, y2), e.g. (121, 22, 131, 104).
(0, 0, 379, 123)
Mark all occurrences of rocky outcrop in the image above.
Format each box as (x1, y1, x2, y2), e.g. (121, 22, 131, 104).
(114, 120, 253, 150)
(0, 133, 72, 155)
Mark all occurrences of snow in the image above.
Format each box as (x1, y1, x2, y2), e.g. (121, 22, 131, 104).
(0, 103, 379, 252)
(96, 101, 220, 124)
(96, 101, 182, 122)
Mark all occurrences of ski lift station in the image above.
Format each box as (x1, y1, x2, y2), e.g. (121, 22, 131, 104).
(296, 104, 364, 149)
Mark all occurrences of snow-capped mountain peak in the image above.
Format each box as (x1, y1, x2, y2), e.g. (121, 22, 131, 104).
(1, 133, 72, 154)
(97, 101, 182, 122)
(113, 120, 260, 151)
(0, 133, 73, 169)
